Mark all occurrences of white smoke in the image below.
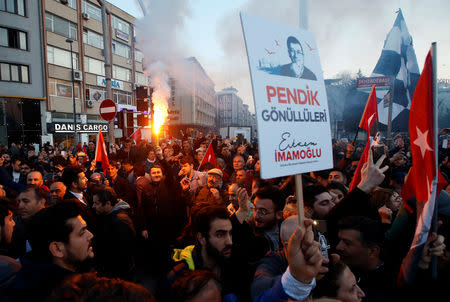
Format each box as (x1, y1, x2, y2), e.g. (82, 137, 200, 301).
(134, 0, 192, 133)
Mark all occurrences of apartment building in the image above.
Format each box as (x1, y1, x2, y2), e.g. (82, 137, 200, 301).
(0, 0, 46, 146)
(42, 0, 148, 145)
(167, 57, 216, 136)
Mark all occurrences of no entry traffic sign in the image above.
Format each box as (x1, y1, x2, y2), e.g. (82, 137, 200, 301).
(99, 99, 117, 121)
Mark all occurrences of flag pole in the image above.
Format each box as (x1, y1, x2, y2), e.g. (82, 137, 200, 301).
(294, 0, 308, 230)
(431, 42, 439, 279)
(352, 128, 359, 145)
(386, 76, 395, 148)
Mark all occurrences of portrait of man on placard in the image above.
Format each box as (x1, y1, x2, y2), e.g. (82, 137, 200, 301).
(279, 36, 317, 80)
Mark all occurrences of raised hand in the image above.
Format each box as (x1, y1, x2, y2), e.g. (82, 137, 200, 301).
(357, 149, 389, 193)
(288, 219, 324, 283)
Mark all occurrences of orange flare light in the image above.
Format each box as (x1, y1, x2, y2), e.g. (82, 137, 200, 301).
(151, 98, 168, 136)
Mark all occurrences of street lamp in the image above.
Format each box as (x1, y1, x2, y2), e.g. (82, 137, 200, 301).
(66, 38, 78, 147)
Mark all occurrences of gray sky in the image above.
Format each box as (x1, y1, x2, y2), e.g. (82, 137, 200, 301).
(109, 0, 450, 113)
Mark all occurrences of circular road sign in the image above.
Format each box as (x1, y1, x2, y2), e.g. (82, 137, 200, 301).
(99, 99, 117, 121)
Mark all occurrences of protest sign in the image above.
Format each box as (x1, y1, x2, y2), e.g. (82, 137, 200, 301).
(241, 12, 333, 179)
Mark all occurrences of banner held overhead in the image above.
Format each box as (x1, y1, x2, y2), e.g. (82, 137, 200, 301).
(240, 12, 333, 179)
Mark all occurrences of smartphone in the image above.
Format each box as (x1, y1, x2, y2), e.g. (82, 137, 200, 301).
(371, 145, 385, 164)
(313, 220, 329, 261)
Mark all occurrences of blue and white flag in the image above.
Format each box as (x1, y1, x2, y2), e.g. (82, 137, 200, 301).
(371, 9, 420, 131)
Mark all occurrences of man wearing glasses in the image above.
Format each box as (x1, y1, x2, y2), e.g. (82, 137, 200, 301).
(280, 36, 317, 80)
(252, 185, 286, 251)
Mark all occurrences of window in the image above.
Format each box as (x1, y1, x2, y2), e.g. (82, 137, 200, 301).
(111, 15, 130, 35)
(112, 40, 130, 58)
(135, 50, 143, 63)
(83, 29, 103, 49)
(56, 0, 76, 9)
(113, 90, 132, 105)
(0, 62, 29, 83)
(84, 57, 105, 76)
(113, 65, 131, 82)
(0, 27, 27, 50)
(48, 78, 80, 99)
(135, 72, 147, 86)
(45, 13, 77, 40)
(47, 46, 78, 69)
(0, 0, 25, 16)
(82, 0, 102, 22)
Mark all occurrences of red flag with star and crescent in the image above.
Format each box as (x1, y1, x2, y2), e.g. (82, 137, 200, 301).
(401, 50, 436, 209)
(349, 85, 378, 192)
(398, 45, 447, 286)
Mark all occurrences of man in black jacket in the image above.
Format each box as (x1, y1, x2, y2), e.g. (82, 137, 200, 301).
(61, 166, 94, 231)
(92, 186, 136, 280)
(139, 152, 187, 275)
(7, 201, 94, 302)
(106, 161, 136, 212)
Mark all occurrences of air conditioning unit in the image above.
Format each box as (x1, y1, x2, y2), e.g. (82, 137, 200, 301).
(72, 70, 82, 82)
(86, 100, 94, 108)
(82, 13, 90, 20)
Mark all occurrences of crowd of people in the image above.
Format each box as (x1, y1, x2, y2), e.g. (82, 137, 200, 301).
(0, 130, 449, 302)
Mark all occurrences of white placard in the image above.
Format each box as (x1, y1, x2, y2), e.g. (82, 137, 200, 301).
(241, 12, 333, 179)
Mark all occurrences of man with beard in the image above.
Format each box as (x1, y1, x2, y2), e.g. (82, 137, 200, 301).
(61, 166, 94, 231)
(168, 205, 251, 301)
(251, 185, 286, 251)
(193, 168, 225, 210)
(49, 181, 66, 205)
(7, 201, 94, 302)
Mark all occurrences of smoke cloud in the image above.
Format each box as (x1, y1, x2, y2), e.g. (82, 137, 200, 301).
(134, 0, 192, 134)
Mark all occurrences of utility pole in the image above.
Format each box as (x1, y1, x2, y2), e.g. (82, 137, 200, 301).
(66, 38, 78, 146)
(98, 0, 115, 144)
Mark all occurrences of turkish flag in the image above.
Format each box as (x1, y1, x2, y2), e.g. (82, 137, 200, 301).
(94, 129, 110, 174)
(130, 128, 142, 146)
(348, 85, 378, 192)
(401, 50, 436, 207)
(358, 85, 378, 135)
(399, 46, 440, 286)
(199, 143, 217, 169)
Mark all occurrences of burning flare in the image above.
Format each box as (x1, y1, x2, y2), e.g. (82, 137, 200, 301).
(152, 97, 168, 135)
(148, 62, 170, 136)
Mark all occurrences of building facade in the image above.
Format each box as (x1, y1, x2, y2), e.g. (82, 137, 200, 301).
(215, 86, 256, 140)
(166, 57, 216, 136)
(43, 0, 145, 146)
(215, 87, 255, 127)
(0, 0, 47, 146)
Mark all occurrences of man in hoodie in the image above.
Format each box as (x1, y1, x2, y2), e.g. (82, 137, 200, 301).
(92, 186, 136, 280)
